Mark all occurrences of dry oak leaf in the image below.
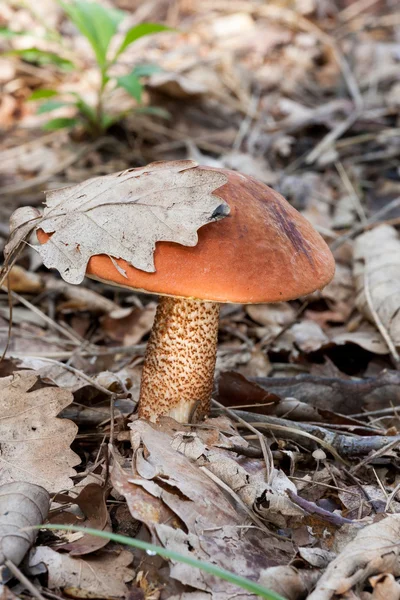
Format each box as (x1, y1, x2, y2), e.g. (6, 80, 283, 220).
(0, 371, 79, 492)
(308, 515, 400, 600)
(27, 546, 134, 598)
(0, 481, 49, 583)
(31, 160, 229, 285)
(354, 225, 400, 347)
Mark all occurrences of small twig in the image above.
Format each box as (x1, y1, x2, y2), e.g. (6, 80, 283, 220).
(351, 437, 400, 474)
(288, 476, 360, 497)
(212, 398, 274, 483)
(12, 356, 117, 397)
(221, 443, 263, 458)
(247, 421, 346, 465)
(338, 0, 381, 22)
(385, 481, 400, 513)
(1, 286, 83, 346)
(5, 559, 46, 600)
(306, 111, 360, 165)
(286, 489, 354, 527)
(330, 196, 400, 251)
(335, 161, 366, 223)
(200, 466, 271, 535)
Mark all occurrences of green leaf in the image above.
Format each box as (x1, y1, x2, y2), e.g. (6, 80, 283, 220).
(115, 23, 172, 59)
(37, 100, 71, 114)
(43, 117, 78, 130)
(135, 106, 170, 119)
(7, 48, 74, 69)
(116, 73, 143, 102)
(75, 97, 97, 123)
(59, 0, 124, 68)
(28, 89, 58, 101)
(101, 112, 119, 130)
(131, 63, 162, 78)
(0, 27, 27, 38)
(39, 524, 286, 600)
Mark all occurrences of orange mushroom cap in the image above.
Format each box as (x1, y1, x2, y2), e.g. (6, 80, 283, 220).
(37, 166, 335, 303)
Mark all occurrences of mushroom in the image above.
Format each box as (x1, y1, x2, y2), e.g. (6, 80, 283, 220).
(37, 164, 335, 423)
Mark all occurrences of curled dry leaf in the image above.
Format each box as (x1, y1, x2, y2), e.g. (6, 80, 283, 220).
(0, 481, 49, 583)
(0, 371, 79, 491)
(27, 547, 134, 598)
(354, 225, 400, 347)
(308, 515, 400, 600)
(101, 303, 157, 345)
(23, 160, 229, 285)
(2, 207, 41, 279)
(52, 483, 111, 556)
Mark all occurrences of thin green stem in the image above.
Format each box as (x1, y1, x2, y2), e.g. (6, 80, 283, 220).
(38, 524, 285, 600)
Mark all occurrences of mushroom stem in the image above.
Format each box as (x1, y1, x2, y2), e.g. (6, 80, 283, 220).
(138, 296, 220, 423)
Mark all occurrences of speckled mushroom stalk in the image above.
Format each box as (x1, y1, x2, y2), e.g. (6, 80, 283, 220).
(138, 296, 219, 423)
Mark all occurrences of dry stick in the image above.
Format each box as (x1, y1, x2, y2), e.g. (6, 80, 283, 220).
(330, 196, 400, 251)
(351, 437, 400, 474)
(211, 399, 274, 483)
(5, 559, 46, 600)
(233, 410, 400, 460)
(200, 466, 271, 535)
(342, 467, 377, 512)
(286, 489, 354, 527)
(247, 421, 346, 465)
(338, 0, 381, 22)
(306, 111, 360, 165)
(288, 476, 360, 497)
(335, 161, 366, 223)
(12, 356, 116, 397)
(10, 343, 147, 360)
(385, 481, 400, 513)
(350, 406, 400, 419)
(1, 286, 83, 346)
(363, 269, 400, 366)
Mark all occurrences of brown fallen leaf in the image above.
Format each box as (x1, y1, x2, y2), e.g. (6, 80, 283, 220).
(110, 455, 180, 529)
(52, 483, 111, 556)
(0, 371, 79, 491)
(113, 419, 292, 597)
(24, 160, 229, 284)
(157, 523, 291, 600)
(27, 547, 134, 598)
(0, 481, 49, 583)
(101, 303, 156, 345)
(127, 419, 243, 531)
(354, 225, 400, 348)
(308, 515, 400, 600)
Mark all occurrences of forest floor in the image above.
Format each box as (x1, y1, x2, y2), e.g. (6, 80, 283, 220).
(1, 1, 400, 599)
